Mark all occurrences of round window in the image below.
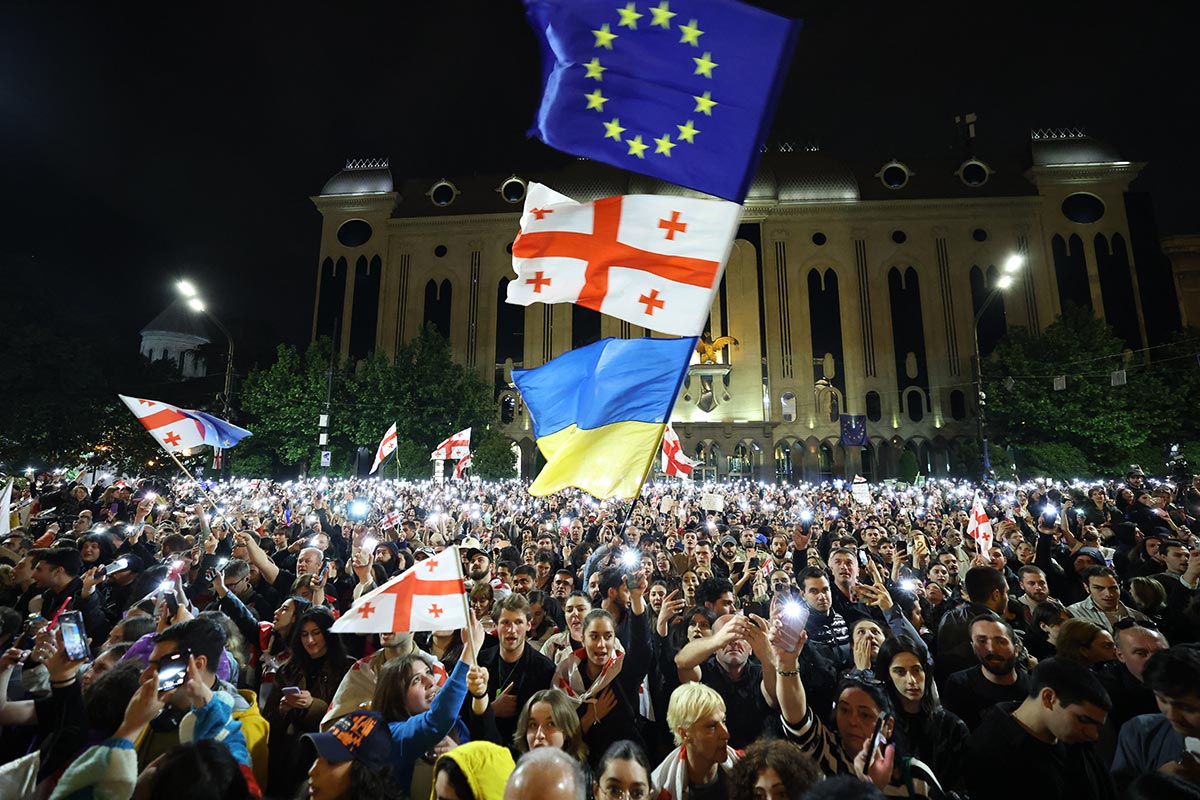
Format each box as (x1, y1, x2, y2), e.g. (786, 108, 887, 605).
(879, 162, 910, 189)
(434, 245, 448, 258)
(429, 180, 458, 207)
(972, 228, 988, 242)
(960, 160, 989, 187)
(892, 230, 907, 245)
(500, 177, 527, 204)
(812, 232, 827, 246)
(336, 219, 373, 248)
(1061, 193, 1105, 224)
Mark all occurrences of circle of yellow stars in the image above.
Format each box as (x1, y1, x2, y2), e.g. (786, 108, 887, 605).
(582, 1, 717, 160)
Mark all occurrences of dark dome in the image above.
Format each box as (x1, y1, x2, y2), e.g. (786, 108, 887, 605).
(1031, 131, 1123, 166)
(320, 158, 394, 196)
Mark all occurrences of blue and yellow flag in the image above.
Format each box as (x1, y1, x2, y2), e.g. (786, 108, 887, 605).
(513, 336, 695, 497)
(524, 0, 802, 203)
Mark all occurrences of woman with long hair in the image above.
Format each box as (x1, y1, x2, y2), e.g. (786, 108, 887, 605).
(1054, 618, 1117, 666)
(265, 606, 353, 797)
(513, 688, 589, 763)
(554, 602, 652, 767)
(1026, 600, 1071, 661)
(873, 634, 969, 791)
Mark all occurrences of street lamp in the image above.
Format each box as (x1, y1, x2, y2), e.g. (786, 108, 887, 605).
(972, 253, 1024, 475)
(177, 279, 235, 477)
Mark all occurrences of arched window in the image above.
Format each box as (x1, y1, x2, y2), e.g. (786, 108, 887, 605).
(775, 443, 793, 482)
(865, 391, 882, 422)
(495, 278, 525, 364)
(729, 442, 753, 477)
(949, 390, 966, 421)
(906, 390, 924, 422)
(695, 441, 719, 481)
(818, 442, 834, 480)
(781, 392, 796, 422)
(423, 279, 452, 340)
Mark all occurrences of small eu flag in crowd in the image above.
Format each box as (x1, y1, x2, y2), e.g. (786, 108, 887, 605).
(524, 0, 802, 203)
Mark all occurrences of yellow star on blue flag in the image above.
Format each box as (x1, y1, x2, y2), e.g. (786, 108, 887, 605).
(513, 337, 695, 498)
(524, 0, 801, 203)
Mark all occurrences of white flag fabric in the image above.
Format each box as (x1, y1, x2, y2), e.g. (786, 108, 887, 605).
(506, 182, 742, 337)
(661, 424, 700, 478)
(967, 495, 994, 555)
(430, 428, 471, 461)
(369, 422, 398, 475)
(0, 479, 13, 538)
(454, 454, 472, 480)
(118, 395, 208, 453)
(331, 546, 468, 634)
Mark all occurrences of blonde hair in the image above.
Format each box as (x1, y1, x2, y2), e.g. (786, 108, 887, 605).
(667, 682, 726, 746)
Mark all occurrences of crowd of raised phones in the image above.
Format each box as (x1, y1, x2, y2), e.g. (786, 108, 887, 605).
(1, 467, 1199, 800)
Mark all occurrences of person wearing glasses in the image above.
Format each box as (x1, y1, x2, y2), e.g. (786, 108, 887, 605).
(599, 740, 655, 800)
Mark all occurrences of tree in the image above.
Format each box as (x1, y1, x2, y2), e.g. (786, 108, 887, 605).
(237, 326, 495, 477)
(984, 306, 1199, 476)
(472, 425, 518, 479)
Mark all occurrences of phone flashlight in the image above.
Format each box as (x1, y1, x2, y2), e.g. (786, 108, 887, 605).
(361, 536, 378, 553)
(799, 509, 813, 523)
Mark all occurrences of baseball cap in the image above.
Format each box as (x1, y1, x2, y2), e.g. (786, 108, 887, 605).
(459, 536, 488, 561)
(719, 535, 738, 547)
(303, 710, 390, 771)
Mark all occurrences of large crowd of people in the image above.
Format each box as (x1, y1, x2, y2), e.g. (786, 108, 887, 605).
(1, 466, 1199, 800)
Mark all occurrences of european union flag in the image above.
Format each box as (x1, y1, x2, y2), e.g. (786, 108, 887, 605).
(840, 414, 867, 447)
(525, 0, 801, 204)
(514, 336, 695, 498)
(185, 410, 253, 449)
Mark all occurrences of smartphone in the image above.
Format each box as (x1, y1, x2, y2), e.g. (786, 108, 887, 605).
(863, 714, 887, 766)
(858, 550, 869, 567)
(104, 558, 130, 576)
(770, 593, 807, 652)
(317, 559, 331, 583)
(281, 686, 301, 695)
(58, 611, 91, 661)
(164, 591, 180, 620)
(157, 649, 190, 693)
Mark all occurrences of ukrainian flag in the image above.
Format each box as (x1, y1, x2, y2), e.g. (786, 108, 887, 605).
(514, 337, 696, 498)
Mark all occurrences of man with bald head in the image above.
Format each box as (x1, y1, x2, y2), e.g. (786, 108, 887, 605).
(236, 531, 329, 606)
(505, 748, 586, 800)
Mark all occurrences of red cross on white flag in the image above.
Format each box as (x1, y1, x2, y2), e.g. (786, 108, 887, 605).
(119, 394, 207, 453)
(369, 422, 398, 474)
(430, 428, 471, 461)
(505, 182, 742, 337)
(380, 510, 402, 530)
(453, 453, 472, 480)
(331, 546, 468, 634)
(967, 495, 994, 555)
(661, 424, 701, 478)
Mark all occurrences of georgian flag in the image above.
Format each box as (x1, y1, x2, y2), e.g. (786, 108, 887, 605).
(369, 422, 398, 475)
(430, 428, 471, 461)
(454, 453, 472, 480)
(119, 395, 209, 453)
(661, 424, 701, 478)
(380, 510, 402, 530)
(506, 183, 742, 338)
(967, 495, 994, 555)
(331, 546, 468, 634)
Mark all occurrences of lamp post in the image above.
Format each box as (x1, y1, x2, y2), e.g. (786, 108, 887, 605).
(177, 279, 235, 478)
(971, 254, 1024, 475)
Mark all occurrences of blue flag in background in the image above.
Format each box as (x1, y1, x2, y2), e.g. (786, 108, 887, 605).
(187, 410, 253, 449)
(525, 0, 801, 203)
(840, 414, 867, 447)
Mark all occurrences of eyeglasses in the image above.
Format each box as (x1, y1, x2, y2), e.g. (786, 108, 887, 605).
(599, 787, 648, 800)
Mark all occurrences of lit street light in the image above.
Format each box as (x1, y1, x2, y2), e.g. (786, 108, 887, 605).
(973, 253, 1025, 475)
(177, 279, 235, 478)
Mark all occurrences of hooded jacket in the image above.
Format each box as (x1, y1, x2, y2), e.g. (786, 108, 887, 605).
(430, 741, 515, 800)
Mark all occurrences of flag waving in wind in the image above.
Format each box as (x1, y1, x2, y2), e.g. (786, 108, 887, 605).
(967, 495, 994, 555)
(524, 0, 802, 203)
(119, 395, 251, 453)
(661, 424, 700, 478)
(507, 182, 741, 337)
(514, 336, 694, 498)
(430, 428, 471, 461)
(370, 422, 398, 474)
(331, 546, 468, 634)
(454, 454, 472, 480)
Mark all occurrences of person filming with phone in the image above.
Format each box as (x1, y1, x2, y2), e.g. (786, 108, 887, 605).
(138, 616, 269, 787)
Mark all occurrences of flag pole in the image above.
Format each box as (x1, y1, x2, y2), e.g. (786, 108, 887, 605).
(160, 448, 223, 549)
(455, 545, 477, 664)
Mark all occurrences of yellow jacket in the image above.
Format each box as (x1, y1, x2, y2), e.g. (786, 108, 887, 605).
(430, 742, 515, 800)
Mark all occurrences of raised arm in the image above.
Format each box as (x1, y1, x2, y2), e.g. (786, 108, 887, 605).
(236, 531, 279, 585)
(772, 625, 809, 728)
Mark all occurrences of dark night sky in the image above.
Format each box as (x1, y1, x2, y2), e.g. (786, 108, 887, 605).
(2, 1, 1193, 369)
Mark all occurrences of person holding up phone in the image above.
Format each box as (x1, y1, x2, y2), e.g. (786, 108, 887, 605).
(771, 621, 946, 797)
